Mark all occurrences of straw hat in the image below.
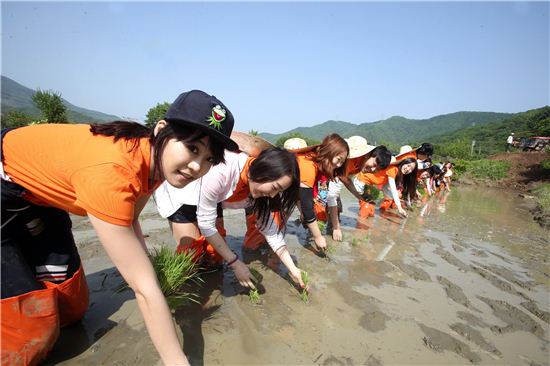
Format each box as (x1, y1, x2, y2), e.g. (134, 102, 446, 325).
(283, 137, 308, 150)
(230, 131, 274, 158)
(398, 145, 413, 155)
(345, 135, 377, 159)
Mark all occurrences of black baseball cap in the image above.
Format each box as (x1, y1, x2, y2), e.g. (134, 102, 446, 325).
(165, 90, 239, 151)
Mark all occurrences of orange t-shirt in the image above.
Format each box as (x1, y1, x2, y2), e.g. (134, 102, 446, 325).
(356, 166, 398, 186)
(344, 156, 363, 176)
(296, 153, 318, 188)
(225, 157, 254, 203)
(3, 124, 156, 226)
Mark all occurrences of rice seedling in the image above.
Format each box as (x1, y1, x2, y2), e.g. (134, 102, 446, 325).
(317, 220, 327, 233)
(248, 288, 261, 304)
(248, 267, 263, 304)
(300, 270, 310, 303)
(363, 233, 370, 244)
(350, 237, 360, 247)
(150, 246, 203, 310)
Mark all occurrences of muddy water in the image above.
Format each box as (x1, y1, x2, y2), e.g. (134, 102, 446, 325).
(45, 186, 549, 365)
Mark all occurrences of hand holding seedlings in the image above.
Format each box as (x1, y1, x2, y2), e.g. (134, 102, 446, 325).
(232, 260, 256, 289)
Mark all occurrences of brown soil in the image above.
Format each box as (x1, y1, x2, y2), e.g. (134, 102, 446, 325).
(488, 152, 550, 229)
(488, 151, 550, 191)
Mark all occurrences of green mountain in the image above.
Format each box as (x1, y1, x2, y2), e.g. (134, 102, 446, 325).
(1, 76, 120, 123)
(430, 106, 550, 157)
(261, 111, 513, 149)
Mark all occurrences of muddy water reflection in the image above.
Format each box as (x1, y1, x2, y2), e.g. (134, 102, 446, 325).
(190, 186, 549, 365)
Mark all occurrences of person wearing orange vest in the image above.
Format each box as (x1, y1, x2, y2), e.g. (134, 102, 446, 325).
(293, 134, 349, 252)
(1, 90, 238, 366)
(326, 137, 393, 226)
(355, 157, 418, 217)
(395, 142, 434, 169)
(154, 147, 305, 289)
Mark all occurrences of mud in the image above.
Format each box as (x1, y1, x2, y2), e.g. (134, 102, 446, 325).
(44, 186, 549, 365)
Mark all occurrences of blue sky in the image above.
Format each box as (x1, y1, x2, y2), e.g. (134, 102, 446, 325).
(2, 1, 548, 134)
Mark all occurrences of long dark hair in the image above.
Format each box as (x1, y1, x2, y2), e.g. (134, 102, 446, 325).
(395, 158, 418, 203)
(313, 133, 349, 180)
(90, 121, 225, 181)
(249, 147, 300, 233)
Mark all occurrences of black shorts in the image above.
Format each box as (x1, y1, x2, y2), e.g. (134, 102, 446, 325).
(167, 203, 223, 224)
(1, 129, 80, 299)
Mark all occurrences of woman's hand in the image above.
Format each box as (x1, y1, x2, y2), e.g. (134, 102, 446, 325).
(289, 267, 307, 290)
(398, 206, 408, 218)
(332, 228, 343, 241)
(230, 260, 256, 289)
(313, 234, 327, 251)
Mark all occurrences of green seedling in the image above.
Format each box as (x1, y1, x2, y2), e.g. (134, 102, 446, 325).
(350, 237, 360, 247)
(150, 246, 203, 309)
(117, 246, 203, 309)
(248, 288, 261, 304)
(300, 270, 310, 303)
(248, 267, 263, 304)
(317, 220, 327, 233)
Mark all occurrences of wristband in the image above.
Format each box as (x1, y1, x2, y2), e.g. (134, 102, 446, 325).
(226, 253, 239, 266)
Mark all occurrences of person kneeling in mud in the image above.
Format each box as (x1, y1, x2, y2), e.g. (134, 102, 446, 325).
(290, 134, 349, 251)
(326, 136, 393, 225)
(154, 147, 306, 289)
(355, 157, 418, 217)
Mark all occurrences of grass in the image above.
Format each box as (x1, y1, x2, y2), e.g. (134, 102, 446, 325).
(317, 220, 327, 233)
(532, 183, 550, 211)
(300, 270, 310, 303)
(453, 159, 511, 181)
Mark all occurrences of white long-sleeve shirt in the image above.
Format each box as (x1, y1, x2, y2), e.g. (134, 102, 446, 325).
(154, 151, 286, 252)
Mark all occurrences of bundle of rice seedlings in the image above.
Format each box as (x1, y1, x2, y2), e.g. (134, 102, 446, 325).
(300, 270, 310, 303)
(248, 267, 263, 304)
(317, 220, 327, 233)
(150, 246, 203, 310)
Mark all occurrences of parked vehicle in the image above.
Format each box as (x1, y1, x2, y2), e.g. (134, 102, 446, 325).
(518, 137, 550, 152)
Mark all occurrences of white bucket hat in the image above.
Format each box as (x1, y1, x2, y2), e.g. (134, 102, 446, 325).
(398, 145, 413, 155)
(345, 135, 377, 159)
(283, 137, 308, 150)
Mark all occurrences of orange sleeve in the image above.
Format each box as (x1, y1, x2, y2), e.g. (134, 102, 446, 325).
(386, 166, 399, 179)
(71, 164, 142, 226)
(345, 157, 362, 176)
(296, 155, 317, 188)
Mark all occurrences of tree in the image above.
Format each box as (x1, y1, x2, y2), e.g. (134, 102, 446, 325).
(145, 102, 170, 128)
(31, 89, 68, 123)
(1, 110, 34, 128)
(248, 129, 259, 136)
